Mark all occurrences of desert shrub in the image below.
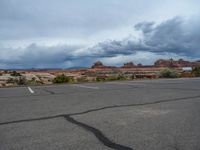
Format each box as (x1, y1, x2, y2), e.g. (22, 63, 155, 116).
(6, 76, 27, 85)
(106, 76, 118, 81)
(131, 74, 136, 79)
(160, 68, 179, 78)
(117, 74, 127, 80)
(53, 74, 71, 83)
(96, 76, 106, 82)
(17, 76, 27, 85)
(6, 78, 16, 84)
(192, 66, 200, 77)
(76, 77, 88, 83)
(10, 71, 21, 76)
(105, 75, 127, 81)
(0, 72, 2, 76)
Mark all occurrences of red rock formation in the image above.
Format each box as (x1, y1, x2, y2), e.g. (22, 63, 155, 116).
(122, 62, 135, 68)
(154, 59, 200, 67)
(91, 61, 104, 68)
(91, 61, 117, 69)
(137, 63, 143, 67)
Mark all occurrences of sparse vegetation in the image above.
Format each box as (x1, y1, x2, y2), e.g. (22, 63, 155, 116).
(17, 76, 27, 85)
(96, 76, 107, 82)
(160, 68, 179, 78)
(10, 71, 21, 76)
(192, 66, 200, 77)
(1, 59, 200, 88)
(6, 76, 27, 85)
(106, 76, 118, 81)
(6, 78, 15, 84)
(27, 78, 43, 85)
(117, 74, 127, 80)
(53, 74, 72, 83)
(96, 75, 128, 82)
(76, 77, 88, 83)
(4, 70, 8, 74)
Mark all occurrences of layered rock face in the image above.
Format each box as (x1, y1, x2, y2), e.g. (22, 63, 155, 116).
(91, 61, 116, 69)
(154, 59, 200, 67)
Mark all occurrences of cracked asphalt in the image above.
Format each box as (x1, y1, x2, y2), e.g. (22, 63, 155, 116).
(0, 78, 200, 150)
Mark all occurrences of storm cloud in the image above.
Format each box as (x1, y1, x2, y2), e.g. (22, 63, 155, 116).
(0, 44, 86, 68)
(0, 0, 199, 68)
(135, 17, 200, 56)
(91, 16, 200, 59)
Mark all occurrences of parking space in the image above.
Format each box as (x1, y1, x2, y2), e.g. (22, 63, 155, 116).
(0, 78, 200, 150)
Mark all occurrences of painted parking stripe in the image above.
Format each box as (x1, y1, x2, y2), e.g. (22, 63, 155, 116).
(28, 87, 34, 94)
(73, 85, 99, 89)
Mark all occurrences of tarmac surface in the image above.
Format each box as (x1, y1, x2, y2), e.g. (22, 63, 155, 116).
(0, 78, 200, 150)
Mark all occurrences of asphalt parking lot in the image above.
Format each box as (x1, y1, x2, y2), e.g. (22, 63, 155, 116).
(0, 78, 200, 150)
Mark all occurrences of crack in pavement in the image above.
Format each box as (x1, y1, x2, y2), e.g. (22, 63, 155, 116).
(64, 115, 133, 150)
(41, 89, 55, 94)
(67, 94, 200, 116)
(0, 114, 133, 150)
(1, 95, 200, 149)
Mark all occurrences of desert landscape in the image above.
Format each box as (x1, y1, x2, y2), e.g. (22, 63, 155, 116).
(1, 1, 200, 150)
(1, 58, 200, 87)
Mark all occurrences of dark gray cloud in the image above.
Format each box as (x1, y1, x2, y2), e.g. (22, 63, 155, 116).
(135, 17, 200, 56)
(91, 16, 200, 58)
(0, 44, 85, 68)
(0, 15, 200, 68)
(87, 39, 149, 58)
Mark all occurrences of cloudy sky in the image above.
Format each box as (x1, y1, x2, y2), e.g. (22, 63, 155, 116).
(0, 0, 200, 69)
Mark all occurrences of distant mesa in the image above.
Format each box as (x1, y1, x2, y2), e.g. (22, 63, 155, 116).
(137, 63, 143, 67)
(122, 62, 144, 68)
(92, 61, 104, 68)
(122, 62, 135, 68)
(91, 59, 200, 69)
(154, 59, 200, 67)
(91, 61, 116, 69)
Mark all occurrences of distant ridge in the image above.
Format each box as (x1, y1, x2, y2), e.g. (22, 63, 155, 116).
(67, 66, 88, 69)
(0, 66, 88, 71)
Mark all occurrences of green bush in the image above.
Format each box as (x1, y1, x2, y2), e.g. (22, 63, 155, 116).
(192, 66, 200, 77)
(53, 74, 71, 83)
(160, 68, 179, 78)
(96, 76, 106, 82)
(106, 76, 118, 81)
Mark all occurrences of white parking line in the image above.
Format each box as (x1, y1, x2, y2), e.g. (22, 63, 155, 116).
(28, 87, 34, 94)
(73, 85, 99, 89)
